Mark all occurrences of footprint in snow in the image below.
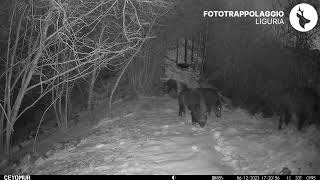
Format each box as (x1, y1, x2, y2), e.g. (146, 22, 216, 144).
(192, 146, 199, 151)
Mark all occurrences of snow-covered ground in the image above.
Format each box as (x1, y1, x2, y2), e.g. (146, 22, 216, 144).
(2, 40, 320, 175)
(5, 95, 320, 174)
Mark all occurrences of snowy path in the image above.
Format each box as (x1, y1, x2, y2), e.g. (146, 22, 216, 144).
(15, 96, 320, 174)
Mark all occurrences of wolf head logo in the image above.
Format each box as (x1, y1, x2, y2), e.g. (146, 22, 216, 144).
(296, 7, 311, 29)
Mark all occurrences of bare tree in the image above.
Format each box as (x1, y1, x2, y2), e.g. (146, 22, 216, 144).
(0, 0, 176, 155)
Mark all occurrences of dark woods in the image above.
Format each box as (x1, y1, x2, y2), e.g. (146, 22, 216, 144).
(164, 0, 320, 131)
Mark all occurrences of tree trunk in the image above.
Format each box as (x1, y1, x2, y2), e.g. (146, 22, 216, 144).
(193, 32, 201, 71)
(176, 39, 179, 65)
(184, 37, 188, 63)
(200, 22, 209, 77)
(52, 86, 60, 127)
(0, 113, 3, 155)
(88, 61, 97, 122)
(200, 35, 206, 76)
(191, 34, 194, 64)
(63, 81, 71, 128)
